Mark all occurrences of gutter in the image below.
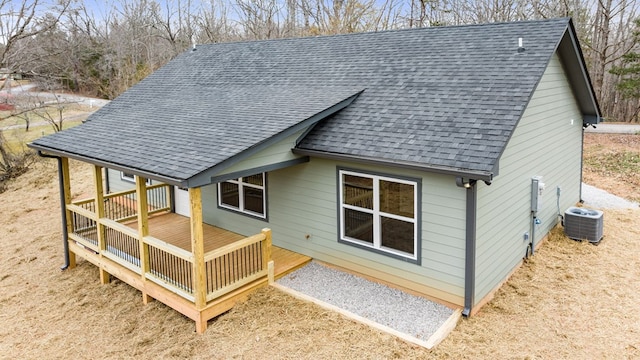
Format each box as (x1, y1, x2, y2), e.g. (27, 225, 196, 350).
(37, 151, 71, 270)
(292, 148, 494, 182)
(29, 143, 186, 187)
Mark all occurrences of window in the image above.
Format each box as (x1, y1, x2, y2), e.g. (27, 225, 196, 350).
(339, 169, 419, 262)
(120, 172, 151, 184)
(217, 173, 266, 219)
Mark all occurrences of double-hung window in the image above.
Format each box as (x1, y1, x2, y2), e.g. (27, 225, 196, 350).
(339, 169, 419, 262)
(217, 173, 266, 219)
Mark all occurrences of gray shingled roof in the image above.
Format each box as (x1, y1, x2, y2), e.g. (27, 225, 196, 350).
(31, 85, 363, 183)
(31, 17, 597, 185)
(296, 18, 582, 178)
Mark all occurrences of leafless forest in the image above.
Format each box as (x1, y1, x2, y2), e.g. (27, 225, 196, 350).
(1, 0, 639, 122)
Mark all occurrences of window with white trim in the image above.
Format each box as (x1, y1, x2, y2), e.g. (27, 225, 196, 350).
(339, 169, 419, 261)
(217, 173, 266, 219)
(120, 172, 151, 184)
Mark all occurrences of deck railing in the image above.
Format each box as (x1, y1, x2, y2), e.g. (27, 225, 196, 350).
(67, 184, 170, 253)
(204, 231, 271, 302)
(66, 194, 272, 305)
(103, 184, 171, 222)
(102, 218, 142, 272)
(68, 200, 99, 251)
(146, 235, 195, 300)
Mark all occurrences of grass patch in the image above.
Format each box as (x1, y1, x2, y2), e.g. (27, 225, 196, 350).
(584, 150, 640, 176)
(1, 120, 83, 152)
(0, 103, 94, 128)
(583, 134, 640, 202)
(0, 112, 85, 193)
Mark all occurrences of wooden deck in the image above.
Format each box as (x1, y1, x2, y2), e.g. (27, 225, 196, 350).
(69, 210, 311, 333)
(136, 213, 311, 279)
(63, 164, 312, 333)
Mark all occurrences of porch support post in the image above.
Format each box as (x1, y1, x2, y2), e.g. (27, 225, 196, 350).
(93, 165, 110, 284)
(135, 176, 151, 303)
(261, 228, 274, 284)
(60, 157, 75, 268)
(189, 187, 207, 329)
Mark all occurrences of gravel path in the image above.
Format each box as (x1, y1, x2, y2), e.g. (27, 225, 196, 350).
(277, 261, 454, 342)
(584, 123, 640, 134)
(582, 183, 639, 209)
(276, 184, 635, 345)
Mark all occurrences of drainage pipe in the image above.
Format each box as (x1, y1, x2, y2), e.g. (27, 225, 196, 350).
(37, 151, 70, 270)
(456, 177, 478, 317)
(104, 166, 110, 194)
(530, 215, 537, 256)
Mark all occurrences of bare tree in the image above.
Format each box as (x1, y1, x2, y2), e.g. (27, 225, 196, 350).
(153, 0, 196, 56)
(234, 0, 283, 39)
(609, 18, 640, 122)
(193, 0, 237, 43)
(0, 0, 71, 183)
(582, 0, 639, 121)
(0, 0, 637, 122)
(0, 0, 71, 89)
(296, 0, 384, 35)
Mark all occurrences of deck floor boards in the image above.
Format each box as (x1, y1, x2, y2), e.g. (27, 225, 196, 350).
(131, 212, 311, 278)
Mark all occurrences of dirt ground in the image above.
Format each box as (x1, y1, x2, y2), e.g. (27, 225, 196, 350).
(0, 134, 639, 359)
(583, 133, 640, 202)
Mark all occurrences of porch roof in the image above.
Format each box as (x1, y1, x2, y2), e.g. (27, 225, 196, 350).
(30, 85, 362, 187)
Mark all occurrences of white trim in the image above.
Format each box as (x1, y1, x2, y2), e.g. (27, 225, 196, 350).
(217, 173, 267, 219)
(339, 170, 418, 260)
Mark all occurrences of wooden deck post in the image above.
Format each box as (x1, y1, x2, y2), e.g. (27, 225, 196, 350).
(189, 187, 206, 315)
(261, 228, 274, 284)
(60, 157, 75, 269)
(93, 165, 110, 284)
(136, 176, 151, 303)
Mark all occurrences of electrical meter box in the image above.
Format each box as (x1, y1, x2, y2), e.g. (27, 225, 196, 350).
(531, 176, 545, 214)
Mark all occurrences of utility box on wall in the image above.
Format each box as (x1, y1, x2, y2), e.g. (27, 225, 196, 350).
(531, 176, 545, 214)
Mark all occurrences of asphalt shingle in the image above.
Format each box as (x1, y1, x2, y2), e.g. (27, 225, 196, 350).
(32, 18, 575, 183)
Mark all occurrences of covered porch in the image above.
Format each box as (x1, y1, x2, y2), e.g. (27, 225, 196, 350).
(61, 160, 310, 333)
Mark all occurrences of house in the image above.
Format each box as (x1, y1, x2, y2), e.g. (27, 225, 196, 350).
(29, 17, 600, 333)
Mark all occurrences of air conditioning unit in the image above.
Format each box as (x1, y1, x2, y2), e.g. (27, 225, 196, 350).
(564, 207, 604, 244)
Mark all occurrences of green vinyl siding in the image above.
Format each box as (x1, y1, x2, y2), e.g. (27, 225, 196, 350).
(105, 168, 154, 193)
(214, 130, 307, 177)
(202, 158, 468, 305)
(474, 53, 584, 303)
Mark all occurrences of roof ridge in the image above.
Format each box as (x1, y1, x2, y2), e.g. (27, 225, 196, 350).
(193, 17, 571, 49)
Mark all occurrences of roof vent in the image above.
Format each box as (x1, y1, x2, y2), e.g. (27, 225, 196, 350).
(517, 38, 525, 53)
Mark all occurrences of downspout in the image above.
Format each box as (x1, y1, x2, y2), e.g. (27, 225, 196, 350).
(457, 177, 477, 317)
(104, 167, 110, 194)
(579, 122, 586, 203)
(37, 151, 70, 270)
